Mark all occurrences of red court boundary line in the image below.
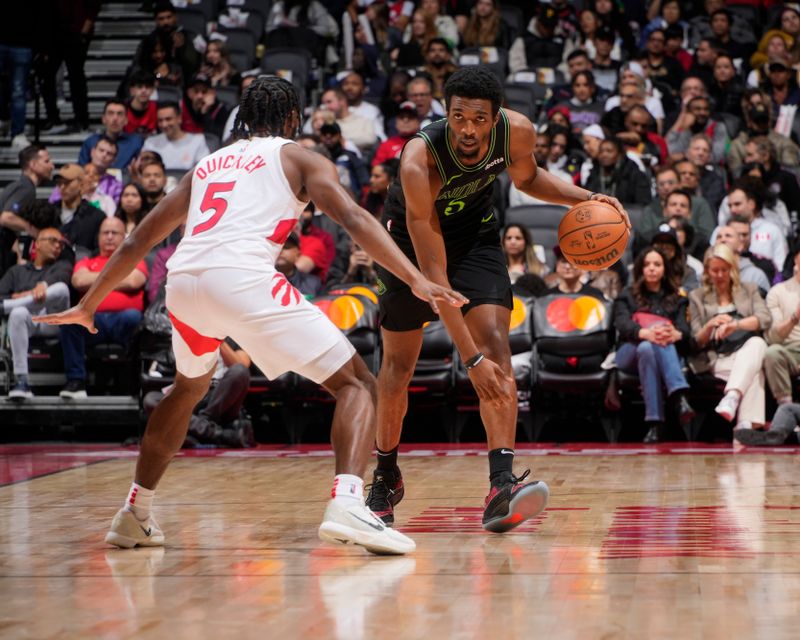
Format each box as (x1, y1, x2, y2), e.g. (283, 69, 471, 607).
(0, 442, 796, 486)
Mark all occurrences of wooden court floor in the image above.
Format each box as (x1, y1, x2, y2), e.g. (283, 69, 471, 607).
(1, 444, 799, 640)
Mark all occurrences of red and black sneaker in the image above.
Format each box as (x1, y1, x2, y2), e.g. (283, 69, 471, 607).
(482, 470, 549, 533)
(365, 468, 405, 526)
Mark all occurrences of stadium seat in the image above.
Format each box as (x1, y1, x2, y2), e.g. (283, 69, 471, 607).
(154, 85, 181, 105)
(458, 47, 509, 84)
(499, 5, 524, 43)
(503, 82, 538, 121)
(260, 46, 313, 96)
(176, 9, 207, 37)
(218, 27, 258, 61)
(215, 85, 240, 109)
(530, 293, 618, 441)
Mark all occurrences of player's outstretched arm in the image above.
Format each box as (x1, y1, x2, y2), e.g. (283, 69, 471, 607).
(283, 144, 466, 313)
(504, 110, 631, 229)
(34, 171, 193, 330)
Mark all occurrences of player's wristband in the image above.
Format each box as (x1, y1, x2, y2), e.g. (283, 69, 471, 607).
(464, 352, 485, 370)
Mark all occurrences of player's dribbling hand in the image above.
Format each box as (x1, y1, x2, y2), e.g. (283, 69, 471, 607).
(411, 279, 469, 314)
(467, 357, 514, 408)
(32, 305, 98, 334)
(589, 193, 631, 231)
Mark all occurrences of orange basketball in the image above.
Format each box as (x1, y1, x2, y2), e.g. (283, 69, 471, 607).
(557, 200, 629, 271)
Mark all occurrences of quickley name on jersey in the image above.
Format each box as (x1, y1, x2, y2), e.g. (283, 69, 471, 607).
(382, 108, 512, 261)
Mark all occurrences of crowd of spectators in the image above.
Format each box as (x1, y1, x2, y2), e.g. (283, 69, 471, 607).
(2, 0, 800, 444)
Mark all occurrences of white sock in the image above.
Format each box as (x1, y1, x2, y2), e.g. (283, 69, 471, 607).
(124, 482, 155, 520)
(331, 474, 364, 505)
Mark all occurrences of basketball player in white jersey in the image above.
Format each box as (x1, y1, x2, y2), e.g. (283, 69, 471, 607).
(35, 76, 466, 556)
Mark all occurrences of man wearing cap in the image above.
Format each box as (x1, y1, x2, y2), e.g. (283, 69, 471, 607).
(52, 164, 105, 256)
(763, 245, 800, 408)
(650, 224, 700, 292)
(181, 73, 231, 140)
(372, 102, 420, 167)
(319, 122, 370, 196)
(509, 4, 565, 73)
(142, 102, 210, 172)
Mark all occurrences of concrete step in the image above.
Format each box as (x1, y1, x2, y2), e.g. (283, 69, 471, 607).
(89, 39, 142, 54)
(94, 19, 152, 37)
(0, 145, 81, 165)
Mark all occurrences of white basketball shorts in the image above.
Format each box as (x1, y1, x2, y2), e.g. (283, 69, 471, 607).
(165, 268, 355, 383)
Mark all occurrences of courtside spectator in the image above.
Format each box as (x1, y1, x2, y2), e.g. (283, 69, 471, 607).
(58, 217, 147, 399)
(1, 227, 71, 399)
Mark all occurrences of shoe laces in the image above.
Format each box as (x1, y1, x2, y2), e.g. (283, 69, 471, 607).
(366, 473, 398, 501)
(511, 469, 531, 484)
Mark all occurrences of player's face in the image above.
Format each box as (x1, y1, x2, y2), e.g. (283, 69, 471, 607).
(446, 96, 498, 163)
(642, 251, 665, 286)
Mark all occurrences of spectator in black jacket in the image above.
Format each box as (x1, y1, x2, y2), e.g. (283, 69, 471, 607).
(583, 138, 651, 205)
(1, 227, 71, 399)
(275, 232, 322, 298)
(613, 246, 695, 443)
(52, 164, 106, 257)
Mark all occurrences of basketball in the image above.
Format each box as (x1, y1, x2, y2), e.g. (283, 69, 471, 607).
(557, 200, 629, 271)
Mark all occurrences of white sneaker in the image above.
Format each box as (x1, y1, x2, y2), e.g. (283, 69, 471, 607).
(11, 133, 30, 149)
(105, 508, 165, 548)
(715, 392, 740, 422)
(318, 499, 416, 555)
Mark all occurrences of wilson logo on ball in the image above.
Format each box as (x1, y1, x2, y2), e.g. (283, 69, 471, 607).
(557, 200, 630, 272)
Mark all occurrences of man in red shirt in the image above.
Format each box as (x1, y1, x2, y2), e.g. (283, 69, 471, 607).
(125, 70, 158, 136)
(372, 101, 420, 167)
(59, 217, 147, 398)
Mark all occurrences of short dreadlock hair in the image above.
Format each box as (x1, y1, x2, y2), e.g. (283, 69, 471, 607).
(444, 66, 504, 116)
(233, 75, 301, 140)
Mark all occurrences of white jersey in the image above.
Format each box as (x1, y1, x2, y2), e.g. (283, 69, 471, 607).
(167, 136, 308, 276)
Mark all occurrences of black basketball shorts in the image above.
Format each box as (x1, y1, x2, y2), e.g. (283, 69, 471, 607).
(376, 242, 513, 332)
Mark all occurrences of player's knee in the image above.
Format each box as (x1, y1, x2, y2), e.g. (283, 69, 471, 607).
(379, 354, 416, 383)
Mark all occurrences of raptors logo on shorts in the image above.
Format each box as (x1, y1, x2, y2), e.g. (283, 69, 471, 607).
(271, 273, 301, 306)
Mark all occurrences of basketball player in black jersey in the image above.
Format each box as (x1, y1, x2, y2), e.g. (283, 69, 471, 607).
(367, 67, 630, 532)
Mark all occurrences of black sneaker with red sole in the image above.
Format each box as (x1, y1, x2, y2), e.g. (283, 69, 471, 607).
(482, 470, 550, 533)
(365, 468, 405, 526)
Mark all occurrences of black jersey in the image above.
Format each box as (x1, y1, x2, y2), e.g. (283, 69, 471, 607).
(382, 108, 512, 261)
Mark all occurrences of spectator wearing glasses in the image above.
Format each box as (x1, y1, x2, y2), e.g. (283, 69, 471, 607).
(406, 75, 445, 129)
(58, 217, 148, 399)
(1, 227, 71, 399)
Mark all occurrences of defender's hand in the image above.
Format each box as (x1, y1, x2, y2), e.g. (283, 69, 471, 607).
(410, 278, 468, 314)
(33, 305, 97, 334)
